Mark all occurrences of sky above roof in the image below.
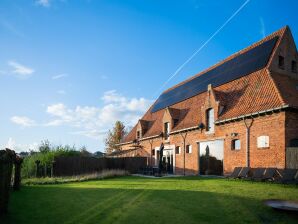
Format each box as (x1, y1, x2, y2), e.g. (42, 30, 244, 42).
(0, 0, 297, 153)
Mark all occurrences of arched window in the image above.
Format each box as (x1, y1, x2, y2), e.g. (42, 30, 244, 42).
(206, 108, 214, 133)
(231, 139, 241, 150)
(290, 138, 298, 147)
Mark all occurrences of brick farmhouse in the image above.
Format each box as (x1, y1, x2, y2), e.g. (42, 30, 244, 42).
(115, 26, 298, 175)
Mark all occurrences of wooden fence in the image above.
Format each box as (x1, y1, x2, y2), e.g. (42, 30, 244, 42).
(53, 156, 147, 176)
(286, 147, 298, 169)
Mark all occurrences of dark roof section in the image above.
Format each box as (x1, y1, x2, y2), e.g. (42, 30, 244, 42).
(151, 36, 279, 112)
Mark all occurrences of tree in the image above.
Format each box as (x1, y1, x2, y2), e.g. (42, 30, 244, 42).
(39, 140, 51, 154)
(104, 121, 126, 154)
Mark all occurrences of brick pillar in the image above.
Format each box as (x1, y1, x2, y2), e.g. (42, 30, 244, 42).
(13, 157, 23, 191)
(0, 149, 16, 214)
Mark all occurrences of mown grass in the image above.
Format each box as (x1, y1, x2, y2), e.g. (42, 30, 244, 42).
(3, 176, 298, 224)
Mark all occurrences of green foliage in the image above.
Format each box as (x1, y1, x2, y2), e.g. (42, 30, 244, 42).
(104, 121, 127, 153)
(21, 141, 84, 178)
(22, 170, 129, 185)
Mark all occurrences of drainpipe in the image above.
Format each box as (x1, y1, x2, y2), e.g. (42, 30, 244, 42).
(243, 118, 254, 167)
(180, 132, 188, 176)
(149, 139, 153, 166)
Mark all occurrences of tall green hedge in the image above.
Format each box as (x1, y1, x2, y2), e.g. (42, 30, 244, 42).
(22, 145, 81, 178)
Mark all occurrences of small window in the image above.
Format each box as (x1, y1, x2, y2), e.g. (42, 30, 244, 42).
(231, 139, 241, 150)
(186, 145, 192, 154)
(292, 60, 297, 73)
(257, 136, 269, 148)
(164, 122, 170, 140)
(152, 149, 155, 156)
(278, 56, 285, 69)
(137, 131, 141, 139)
(175, 146, 180, 154)
(206, 108, 215, 133)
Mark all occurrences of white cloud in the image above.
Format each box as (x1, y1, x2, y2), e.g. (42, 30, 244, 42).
(260, 17, 266, 38)
(52, 73, 68, 80)
(36, 0, 50, 7)
(45, 90, 152, 139)
(11, 116, 36, 127)
(4, 137, 38, 153)
(8, 60, 34, 78)
(10, 91, 152, 140)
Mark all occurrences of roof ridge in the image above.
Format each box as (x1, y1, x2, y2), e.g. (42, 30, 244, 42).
(162, 26, 288, 94)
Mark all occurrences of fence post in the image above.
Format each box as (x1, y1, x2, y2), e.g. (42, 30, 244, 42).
(0, 149, 16, 215)
(35, 160, 40, 178)
(13, 156, 23, 191)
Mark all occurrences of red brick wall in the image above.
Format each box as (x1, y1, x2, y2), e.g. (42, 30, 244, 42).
(120, 112, 287, 175)
(285, 111, 298, 147)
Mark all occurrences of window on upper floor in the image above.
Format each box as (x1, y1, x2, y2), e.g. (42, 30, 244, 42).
(278, 55, 285, 69)
(136, 130, 141, 139)
(257, 136, 269, 148)
(164, 122, 170, 140)
(292, 60, 297, 73)
(231, 139, 241, 150)
(206, 108, 215, 133)
(186, 145, 192, 154)
(175, 146, 180, 154)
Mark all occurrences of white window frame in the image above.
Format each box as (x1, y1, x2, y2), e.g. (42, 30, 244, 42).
(164, 122, 170, 140)
(186, 145, 192, 154)
(257, 136, 269, 148)
(232, 139, 241, 150)
(175, 146, 181, 154)
(206, 108, 215, 133)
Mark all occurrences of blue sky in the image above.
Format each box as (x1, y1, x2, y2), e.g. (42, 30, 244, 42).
(0, 0, 297, 152)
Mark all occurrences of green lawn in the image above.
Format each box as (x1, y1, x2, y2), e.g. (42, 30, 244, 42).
(3, 176, 298, 224)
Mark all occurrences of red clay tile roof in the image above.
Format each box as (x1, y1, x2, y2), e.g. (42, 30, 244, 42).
(122, 26, 295, 143)
(270, 71, 298, 108)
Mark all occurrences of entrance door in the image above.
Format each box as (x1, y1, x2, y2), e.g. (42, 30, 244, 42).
(199, 140, 224, 175)
(162, 150, 173, 174)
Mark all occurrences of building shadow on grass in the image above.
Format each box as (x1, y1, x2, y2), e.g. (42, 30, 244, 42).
(2, 183, 298, 224)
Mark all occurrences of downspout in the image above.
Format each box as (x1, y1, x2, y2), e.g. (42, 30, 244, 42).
(180, 132, 188, 176)
(243, 117, 254, 167)
(149, 139, 153, 166)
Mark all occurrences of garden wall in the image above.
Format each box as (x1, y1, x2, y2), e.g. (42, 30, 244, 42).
(53, 156, 147, 176)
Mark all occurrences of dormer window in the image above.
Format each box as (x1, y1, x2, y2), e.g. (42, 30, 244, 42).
(164, 122, 170, 140)
(292, 60, 297, 73)
(278, 55, 285, 69)
(206, 108, 214, 133)
(136, 130, 141, 139)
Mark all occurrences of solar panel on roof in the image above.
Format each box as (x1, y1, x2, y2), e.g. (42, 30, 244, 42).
(151, 37, 278, 113)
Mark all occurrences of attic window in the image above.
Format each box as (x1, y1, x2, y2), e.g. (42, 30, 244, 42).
(278, 55, 285, 69)
(164, 122, 170, 140)
(173, 119, 179, 127)
(206, 108, 215, 133)
(292, 60, 297, 73)
(137, 131, 141, 139)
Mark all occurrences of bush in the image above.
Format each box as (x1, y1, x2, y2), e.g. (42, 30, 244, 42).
(22, 169, 129, 185)
(21, 143, 83, 178)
